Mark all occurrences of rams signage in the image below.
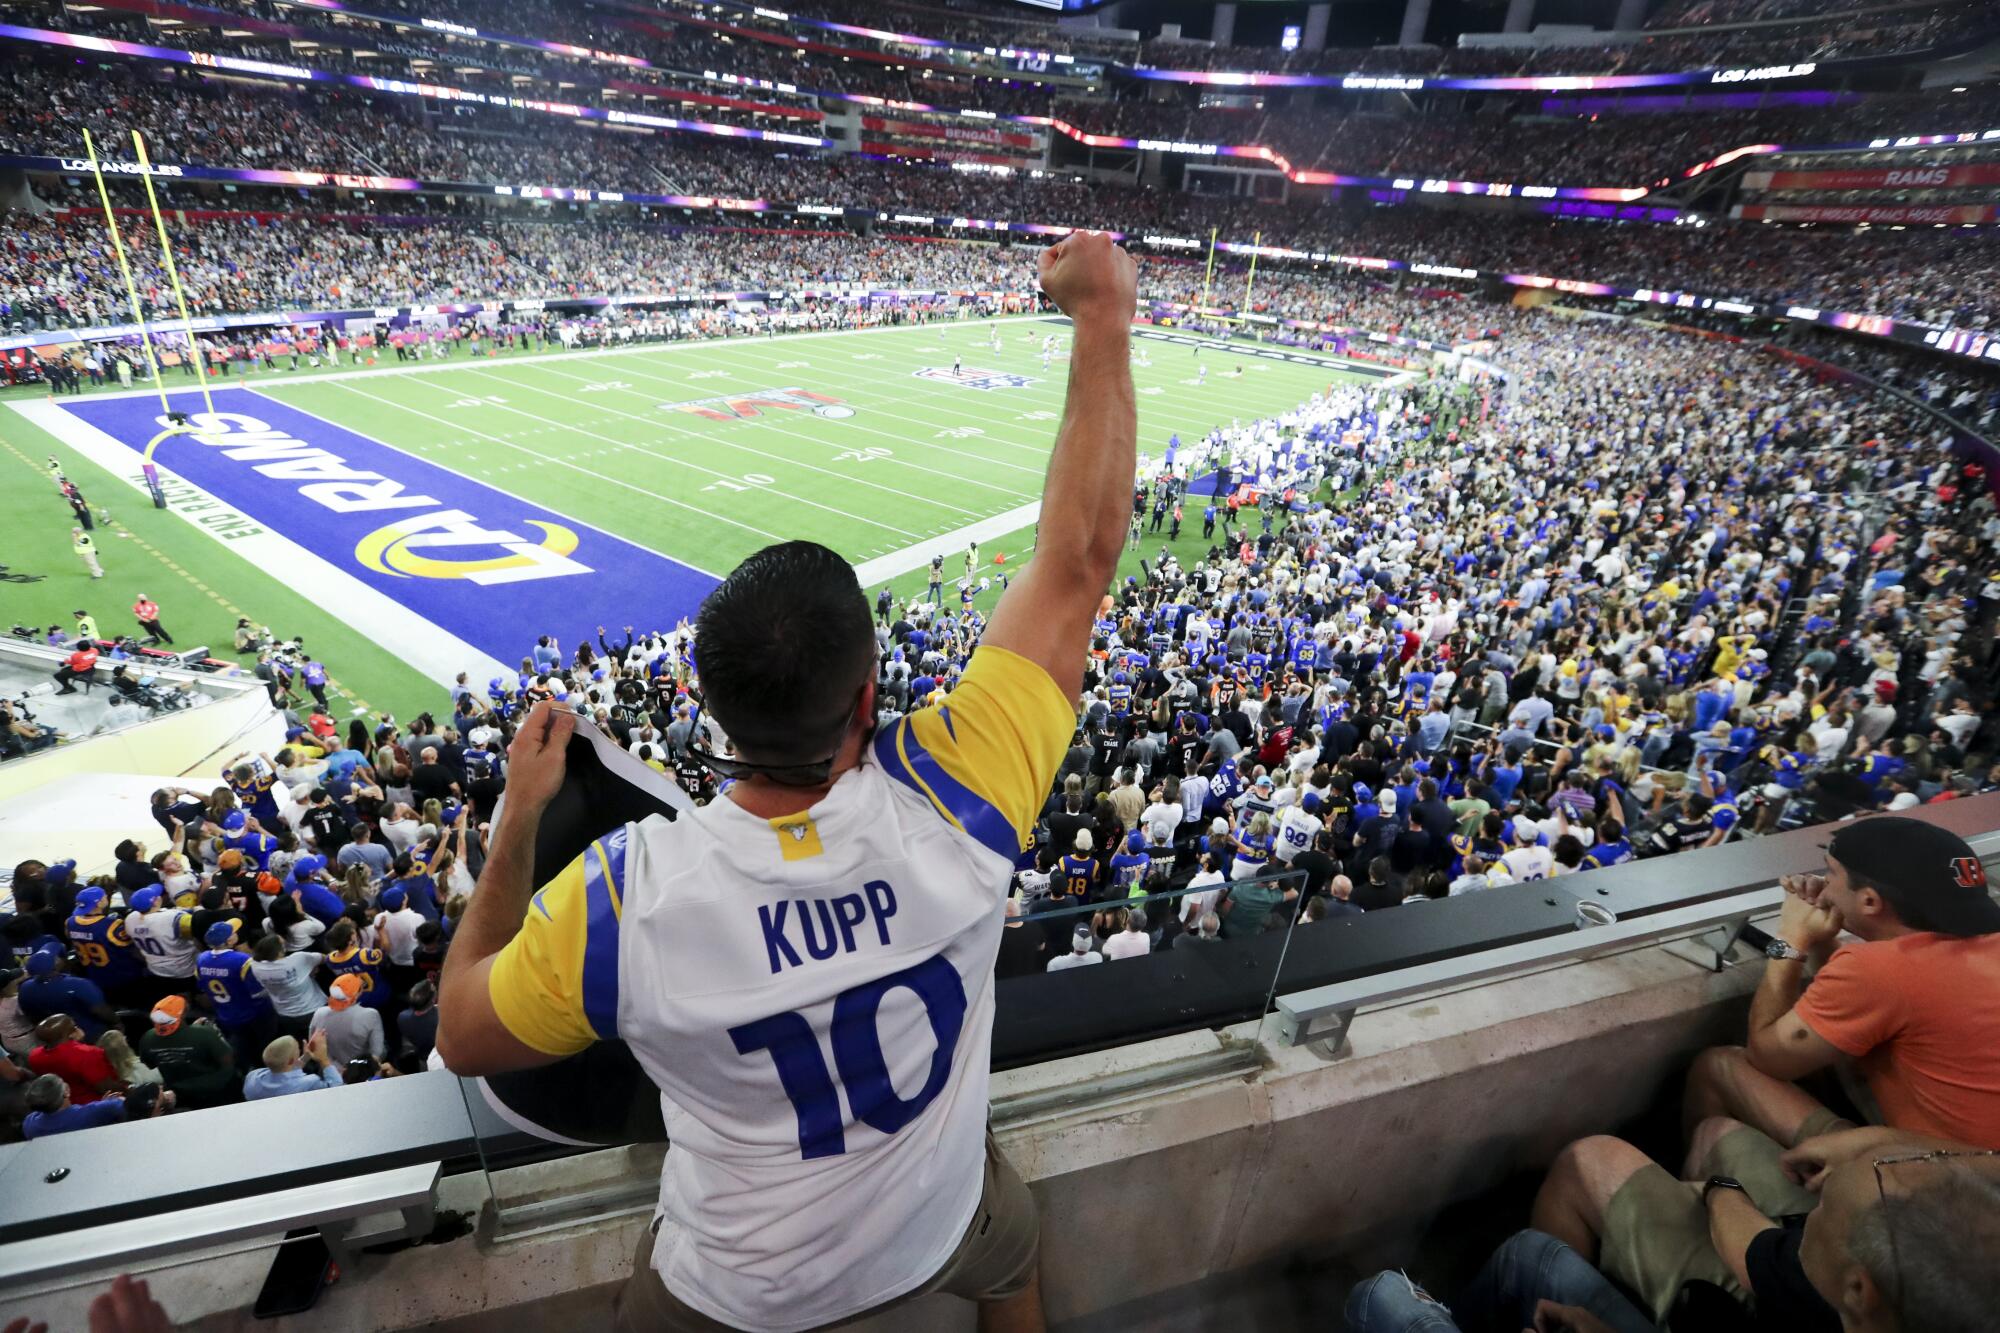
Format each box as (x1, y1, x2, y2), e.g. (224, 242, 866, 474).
(60, 389, 717, 663)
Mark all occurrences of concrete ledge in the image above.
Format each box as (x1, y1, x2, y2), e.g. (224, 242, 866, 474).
(78, 932, 1764, 1331)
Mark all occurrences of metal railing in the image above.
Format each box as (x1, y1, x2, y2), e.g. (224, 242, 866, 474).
(1271, 827, 2000, 1055)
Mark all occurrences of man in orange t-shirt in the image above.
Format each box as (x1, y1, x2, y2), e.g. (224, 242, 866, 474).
(1684, 816, 2000, 1152)
(1525, 817, 1997, 1326)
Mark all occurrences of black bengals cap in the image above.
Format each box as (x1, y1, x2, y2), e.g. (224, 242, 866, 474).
(1825, 816, 2000, 938)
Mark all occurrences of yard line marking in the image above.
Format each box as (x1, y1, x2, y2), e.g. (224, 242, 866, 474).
(449, 368, 928, 540)
(12, 397, 512, 690)
(849, 501, 1045, 589)
(536, 358, 1043, 497)
(317, 381, 783, 550)
(704, 340, 1064, 460)
(525, 361, 1009, 515)
(598, 345, 1059, 474)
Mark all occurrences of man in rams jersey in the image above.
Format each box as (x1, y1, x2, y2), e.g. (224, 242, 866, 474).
(65, 886, 150, 1006)
(437, 232, 1138, 1332)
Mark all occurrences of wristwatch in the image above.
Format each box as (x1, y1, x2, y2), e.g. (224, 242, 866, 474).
(1703, 1175, 1748, 1205)
(1764, 938, 1807, 962)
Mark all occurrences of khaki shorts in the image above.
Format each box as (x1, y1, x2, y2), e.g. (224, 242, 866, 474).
(612, 1129, 1038, 1332)
(1601, 1123, 1828, 1323)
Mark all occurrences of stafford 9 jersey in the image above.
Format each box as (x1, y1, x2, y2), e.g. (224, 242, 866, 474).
(197, 948, 269, 1025)
(488, 646, 1074, 1332)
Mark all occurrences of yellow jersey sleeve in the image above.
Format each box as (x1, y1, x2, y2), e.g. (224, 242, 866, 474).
(871, 645, 1075, 861)
(487, 830, 628, 1057)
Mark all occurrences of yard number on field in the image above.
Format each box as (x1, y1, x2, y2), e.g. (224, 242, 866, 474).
(704, 472, 776, 493)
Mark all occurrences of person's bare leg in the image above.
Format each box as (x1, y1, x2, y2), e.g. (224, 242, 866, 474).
(977, 1264, 1044, 1333)
(1530, 1136, 1657, 1265)
(1682, 1046, 1829, 1147)
(1684, 1115, 1751, 1180)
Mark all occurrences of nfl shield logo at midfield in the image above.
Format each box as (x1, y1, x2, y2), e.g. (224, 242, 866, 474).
(914, 366, 1036, 391)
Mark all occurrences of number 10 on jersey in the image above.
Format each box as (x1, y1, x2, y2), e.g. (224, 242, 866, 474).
(728, 954, 967, 1160)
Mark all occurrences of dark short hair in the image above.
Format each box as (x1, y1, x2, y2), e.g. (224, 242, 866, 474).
(693, 541, 875, 762)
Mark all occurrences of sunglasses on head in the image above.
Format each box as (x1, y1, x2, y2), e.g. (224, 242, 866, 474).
(686, 692, 867, 789)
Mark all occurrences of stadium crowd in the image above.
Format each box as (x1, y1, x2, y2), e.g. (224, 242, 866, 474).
(6, 290, 1995, 1143)
(9, 30, 2000, 204)
(10, 183, 2000, 342)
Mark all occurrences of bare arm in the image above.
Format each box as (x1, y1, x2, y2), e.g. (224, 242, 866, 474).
(1706, 1188, 1778, 1292)
(981, 233, 1137, 703)
(1746, 875, 1846, 1080)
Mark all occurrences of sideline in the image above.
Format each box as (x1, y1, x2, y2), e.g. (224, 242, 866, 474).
(9, 396, 516, 687)
(46, 314, 1065, 403)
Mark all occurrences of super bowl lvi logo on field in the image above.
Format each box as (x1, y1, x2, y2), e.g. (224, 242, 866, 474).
(355, 512, 587, 585)
(914, 367, 1036, 390)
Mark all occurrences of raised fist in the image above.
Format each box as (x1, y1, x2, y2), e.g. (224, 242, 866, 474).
(1038, 231, 1137, 328)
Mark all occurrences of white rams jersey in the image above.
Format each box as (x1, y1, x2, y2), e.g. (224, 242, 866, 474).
(1274, 806, 1321, 864)
(129, 908, 199, 977)
(490, 647, 1072, 1331)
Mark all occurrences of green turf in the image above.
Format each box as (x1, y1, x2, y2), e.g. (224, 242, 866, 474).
(2, 318, 1385, 720)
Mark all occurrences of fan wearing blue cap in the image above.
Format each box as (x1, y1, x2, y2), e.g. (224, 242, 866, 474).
(1107, 670, 1131, 718)
(17, 946, 115, 1040)
(123, 883, 200, 988)
(1108, 831, 1153, 899)
(1276, 791, 1323, 866)
(222, 810, 280, 872)
(286, 855, 347, 928)
(196, 918, 277, 1066)
(64, 885, 148, 1002)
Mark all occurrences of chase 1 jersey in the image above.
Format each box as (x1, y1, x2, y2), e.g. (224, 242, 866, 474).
(489, 646, 1073, 1332)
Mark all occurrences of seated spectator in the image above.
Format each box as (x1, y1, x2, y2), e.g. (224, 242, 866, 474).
(1319, 874, 1365, 920)
(22, 1074, 167, 1138)
(1682, 819, 2000, 1157)
(1527, 1123, 1997, 1328)
(1046, 924, 1103, 972)
(243, 1032, 344, 1099)
(1347, 1229, 1653, 1333)
(96, 1030, 161, 1090)
(1101, 907, 1151, 959)
(1175, 911, 1223, 947)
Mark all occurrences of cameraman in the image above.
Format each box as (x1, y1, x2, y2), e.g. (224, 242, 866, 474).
(1, 699, 53, 756)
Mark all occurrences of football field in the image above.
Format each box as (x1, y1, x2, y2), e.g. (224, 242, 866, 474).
(3, 316, 1389, 716)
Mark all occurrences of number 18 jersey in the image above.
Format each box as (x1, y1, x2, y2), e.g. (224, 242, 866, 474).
(489, 647, 1073, 1332)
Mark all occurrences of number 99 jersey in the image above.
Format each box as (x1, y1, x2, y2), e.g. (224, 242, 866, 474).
(488, 646, 1074, 1332)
